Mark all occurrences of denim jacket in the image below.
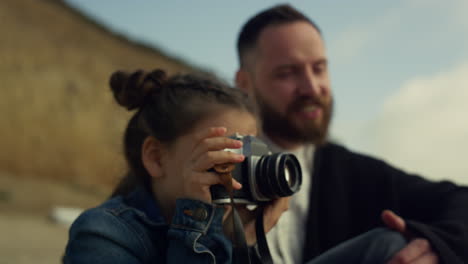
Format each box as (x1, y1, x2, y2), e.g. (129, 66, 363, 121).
(63, 187, 232, 264)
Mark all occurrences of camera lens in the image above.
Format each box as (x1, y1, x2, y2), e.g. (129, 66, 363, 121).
(255, 153, 302, 199)
(284, 164, 295, 188)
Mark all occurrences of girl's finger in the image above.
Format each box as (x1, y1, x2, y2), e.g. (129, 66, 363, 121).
(192, 150, 245, 171)
(191, 127, 227, 151)
(185, 171, 222, 187)
(191, 136, 243, 161)
(183, 172, 222, 202)
(222, 205, 233, 223)
(232, 178, 242, 190)
(263, 197, 290, 233)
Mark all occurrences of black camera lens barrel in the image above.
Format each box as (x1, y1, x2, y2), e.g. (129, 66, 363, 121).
(255, 153, 302, 199)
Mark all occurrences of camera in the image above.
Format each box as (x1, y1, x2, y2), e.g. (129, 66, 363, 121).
(211, 134, 302, 204)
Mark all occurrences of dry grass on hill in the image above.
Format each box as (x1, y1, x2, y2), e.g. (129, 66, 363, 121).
(0, 0, 208, 190)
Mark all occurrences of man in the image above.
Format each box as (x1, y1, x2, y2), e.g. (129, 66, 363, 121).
(235, 4, 468, 264)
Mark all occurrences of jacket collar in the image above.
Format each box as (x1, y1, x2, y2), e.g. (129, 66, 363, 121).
(124, 185, 166, 225)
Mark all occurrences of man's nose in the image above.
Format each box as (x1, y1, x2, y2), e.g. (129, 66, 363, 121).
(298, 69, 320, 96)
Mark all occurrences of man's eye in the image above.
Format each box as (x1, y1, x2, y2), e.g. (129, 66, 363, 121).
(276, 71, 291, 78)
(314, 63, 327, 75)
(275, 69, 295, 78)
(314, 66, 324, 75)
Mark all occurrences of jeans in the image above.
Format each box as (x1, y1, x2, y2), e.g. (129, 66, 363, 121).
(308, 228, 407, 264)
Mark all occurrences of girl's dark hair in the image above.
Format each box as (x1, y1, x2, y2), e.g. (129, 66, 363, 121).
(109, 69, 253, 197)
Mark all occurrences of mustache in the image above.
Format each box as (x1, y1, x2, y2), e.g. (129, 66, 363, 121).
(287, 96, 327, 113)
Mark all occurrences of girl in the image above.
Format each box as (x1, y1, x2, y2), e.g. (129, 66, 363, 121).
(64, 69, 268, 264)
(64, 69, 406, 264)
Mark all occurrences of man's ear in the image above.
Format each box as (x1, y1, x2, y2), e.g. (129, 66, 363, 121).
(141, 137, 164, 179)
(235, 69, 252, 95)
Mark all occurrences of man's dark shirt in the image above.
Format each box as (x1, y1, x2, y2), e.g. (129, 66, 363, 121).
(302, 143, 468, 264)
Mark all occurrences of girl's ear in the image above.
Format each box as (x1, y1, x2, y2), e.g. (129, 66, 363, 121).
(142, 137, 164, 179)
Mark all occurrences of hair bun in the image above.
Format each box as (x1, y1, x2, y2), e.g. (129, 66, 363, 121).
(109, 69, 167, 110)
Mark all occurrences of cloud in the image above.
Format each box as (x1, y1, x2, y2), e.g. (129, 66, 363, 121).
(363, 63, 468, 184)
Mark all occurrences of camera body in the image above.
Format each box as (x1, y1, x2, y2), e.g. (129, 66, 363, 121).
(211, 134, 302, 204)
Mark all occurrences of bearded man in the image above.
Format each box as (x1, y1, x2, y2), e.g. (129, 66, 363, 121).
(235, 4, 468, 264)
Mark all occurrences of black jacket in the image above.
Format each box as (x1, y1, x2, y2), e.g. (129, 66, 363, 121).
(302, 143, 468, 263)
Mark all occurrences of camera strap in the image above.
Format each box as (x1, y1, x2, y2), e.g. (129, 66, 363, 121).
(214, 163, 273, 264)
(255, 206, 273, 264)
(214, 163, 251, 264)
(230, 200, 252, 264)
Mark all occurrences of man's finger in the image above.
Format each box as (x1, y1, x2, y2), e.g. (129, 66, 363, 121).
(382, 209, 406, 234)
(411, 251, 439, 264)
(387, 239, 431, 264)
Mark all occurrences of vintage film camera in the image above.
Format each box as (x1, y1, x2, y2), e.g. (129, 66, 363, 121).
(211, 134, 302, 204)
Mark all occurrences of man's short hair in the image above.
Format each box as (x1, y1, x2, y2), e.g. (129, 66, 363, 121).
(237, 4, 321, 68)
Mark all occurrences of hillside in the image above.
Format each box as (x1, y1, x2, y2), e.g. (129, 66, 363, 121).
(0, 0, 208, 190)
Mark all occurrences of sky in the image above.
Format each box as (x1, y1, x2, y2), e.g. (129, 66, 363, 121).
(65, 0, 468, 184)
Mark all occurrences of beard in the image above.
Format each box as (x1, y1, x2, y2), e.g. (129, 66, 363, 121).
(255, 91, 333, 146)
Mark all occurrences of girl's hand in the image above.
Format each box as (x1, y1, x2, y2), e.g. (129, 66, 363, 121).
(181, 127, 244, 203)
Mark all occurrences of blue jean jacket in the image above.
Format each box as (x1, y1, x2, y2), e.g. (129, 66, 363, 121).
(63, 187, 232, 264)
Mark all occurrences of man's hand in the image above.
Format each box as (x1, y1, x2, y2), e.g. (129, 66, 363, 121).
(382, 210, 439, 264)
